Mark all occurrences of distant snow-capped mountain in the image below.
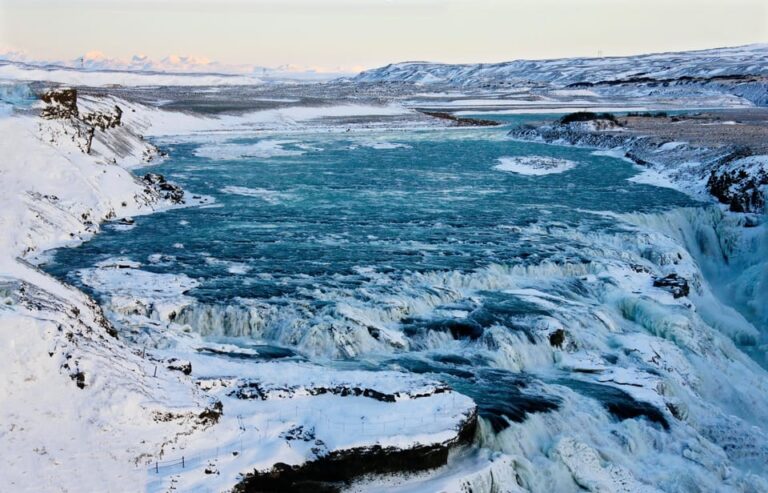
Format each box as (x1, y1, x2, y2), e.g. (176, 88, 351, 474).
(352, 44, 768, 87)
(0, 50, 351, 84)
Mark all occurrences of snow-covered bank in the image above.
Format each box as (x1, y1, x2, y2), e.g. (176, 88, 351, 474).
(0, 91, 477, 492)
(0, 90, 215, 491)
(0, 91, 169, 261)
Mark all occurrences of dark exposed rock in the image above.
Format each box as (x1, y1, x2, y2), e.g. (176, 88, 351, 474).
(559, 111, 620, 125)
(40, 88, 79, 119)
(229, 380, 445, 403)
(38, 89, 129, 156)
(142, 173, 184, 204)
(560, 379, 670, 429)
(653, 274, 690, 298)
(198, 400, 223, 425)
(233, 409, 477, 493)
(166, 358, 192, 375)
(367, 326, 381, 340)
(630, 263, 652, 274)
(419, 111, 501, 127)
(281, 425, 316, 442)
(549, 328, 566, 348)
(72, 370, 86, 389)
(707, 150, 767, 213)
(230, 381, 267, 400)
(81, 105, 123, 131)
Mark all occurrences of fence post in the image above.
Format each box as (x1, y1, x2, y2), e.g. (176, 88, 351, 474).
(153, 365, 157, 377)
(155, 462, 158, 474)
(182, 456, 185, 468)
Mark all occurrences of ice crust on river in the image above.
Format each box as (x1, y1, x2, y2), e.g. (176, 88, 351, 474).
(195, 139, 305, 160)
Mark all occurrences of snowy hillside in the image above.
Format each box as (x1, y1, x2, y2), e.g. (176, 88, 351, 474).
(353, 44, 768, 88)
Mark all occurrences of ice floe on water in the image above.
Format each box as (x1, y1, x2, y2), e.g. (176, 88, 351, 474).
(195, 139, 305, 160)
(77, 263, 199, 322)
(494, 156, 577, 175)
(356, 140, 413, 150)
(220, 185, 293, 204)
(203, 255, 252, 275)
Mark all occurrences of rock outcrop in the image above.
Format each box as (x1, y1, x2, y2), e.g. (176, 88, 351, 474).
(38, 87, 164, 165)
(142, 173, 185, 204)
(707, 152, 768, 213)
(40, 87, 79, 119)
(652, 273, 691, 299)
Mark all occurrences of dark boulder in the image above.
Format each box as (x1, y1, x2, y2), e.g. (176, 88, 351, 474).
(143, 173, 184, 204)
(549, 329, 566, 348)
(166, 358, 192, 375)
(653, 274, 690, 298)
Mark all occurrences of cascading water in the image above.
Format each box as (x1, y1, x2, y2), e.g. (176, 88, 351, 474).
(41, 125, 768, 491)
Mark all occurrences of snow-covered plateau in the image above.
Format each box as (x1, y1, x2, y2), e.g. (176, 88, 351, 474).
(2, 43, 768, 493)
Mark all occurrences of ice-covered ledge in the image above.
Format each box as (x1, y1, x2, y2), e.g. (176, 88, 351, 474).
(147, 353, 477, 492)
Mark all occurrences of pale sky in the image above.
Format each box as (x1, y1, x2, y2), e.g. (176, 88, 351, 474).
(1, 0, 766, 72)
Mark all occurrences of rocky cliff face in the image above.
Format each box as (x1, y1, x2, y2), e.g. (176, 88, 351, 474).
(38, 87, 164, 164)
(707, 153, 768, 213)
